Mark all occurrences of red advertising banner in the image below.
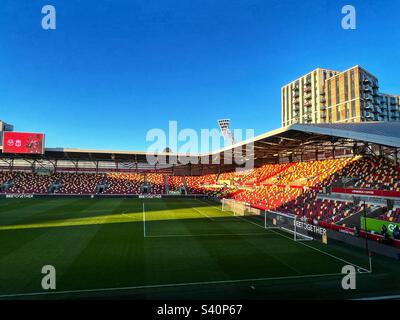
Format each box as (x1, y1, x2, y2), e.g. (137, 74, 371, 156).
(332, 187, 400, 199)
(2, 132, 45, 154)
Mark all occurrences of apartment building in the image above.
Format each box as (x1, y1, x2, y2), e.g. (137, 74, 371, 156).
(281, 65, 400, 126)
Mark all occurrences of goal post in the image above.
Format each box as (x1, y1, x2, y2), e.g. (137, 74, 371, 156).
(264, 210, 313, 241)
(221, 198, 257, 217)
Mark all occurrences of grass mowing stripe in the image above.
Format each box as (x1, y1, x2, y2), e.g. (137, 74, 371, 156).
(2, 197, 390, 299)
(198, 199, 371, 274)
(0, 272, 345, 299)
(190, 206, 215, 221)
(145, 232, 276, 238)
(142, 202, 146, 237)
(192, 199, 303, 276)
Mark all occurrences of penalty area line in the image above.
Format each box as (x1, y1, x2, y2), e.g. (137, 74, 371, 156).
(145, 232, 276, 239)
(191, 206, 216, 221)
(202, 200, 372, 274)
(0, 272, 346, 299)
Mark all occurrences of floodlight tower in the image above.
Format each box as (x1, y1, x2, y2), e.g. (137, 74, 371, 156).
(218, 119, 235, 146)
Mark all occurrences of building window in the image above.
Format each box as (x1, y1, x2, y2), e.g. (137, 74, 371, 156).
(336, 77, 340, 105)
(283, 88, 286, 124)
(351, 101, 356, 118)
(327, 81, 331, 107)
(350, 70, 355, 99)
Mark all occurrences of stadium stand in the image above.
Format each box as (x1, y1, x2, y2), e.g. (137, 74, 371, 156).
(1, 155, 399, 226)
(324, 156, 400, 191)
(379, 208, 400, 223)
(146, 173, 164, 194)
(104, 173, 143, 194)
(167, 175, 185, 192)
(241, 163, 293, 184)
(277, 190, 364, 224)
(56, 173, 103, 194)
(2, 172, 56, 194)
(0, 171, 14, 185)
(263, 158, 352, 187)
(185, 174, 219, 193)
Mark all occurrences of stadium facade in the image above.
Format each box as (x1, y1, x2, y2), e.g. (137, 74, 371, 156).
(281, 65, 400, 127)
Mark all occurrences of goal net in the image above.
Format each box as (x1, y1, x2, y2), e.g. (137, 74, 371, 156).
(221, 198, 258, 216)
(264, 210, 313, 241)
(221, 198, 313, 241)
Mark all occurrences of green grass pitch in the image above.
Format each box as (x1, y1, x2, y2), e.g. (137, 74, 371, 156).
(0, 197, 399, 300)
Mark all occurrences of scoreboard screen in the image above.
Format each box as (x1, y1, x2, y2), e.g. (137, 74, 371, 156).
(2, 132, 45, 154)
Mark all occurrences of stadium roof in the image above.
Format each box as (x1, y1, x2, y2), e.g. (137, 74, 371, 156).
(210, 121, 400, 160)
(1, 122, 399, 164)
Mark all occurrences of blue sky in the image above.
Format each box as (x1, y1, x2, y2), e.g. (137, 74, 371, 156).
(0, 0, 399, 152)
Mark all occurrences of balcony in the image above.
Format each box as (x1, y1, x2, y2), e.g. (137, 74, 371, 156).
(320, 98, 326, 104)
(373, 107, 381, 114)
(363, 78, 371, 84)
(365, 104, 373, 111)
(304, 101, 312, 108)
(304, 115, 313, 122)
(364, 94, 373, 101)
(305, 93, 312, 100)
(363, 85, 372, 93)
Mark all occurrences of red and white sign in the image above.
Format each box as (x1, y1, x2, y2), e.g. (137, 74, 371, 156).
(2, 132, 45, 154)
(332, 187, 400, 199)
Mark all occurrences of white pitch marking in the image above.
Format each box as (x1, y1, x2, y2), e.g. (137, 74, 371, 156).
(142, 202, 146, 238)
(145, 232, 274, 238)
(191, 206, 215, 221)
(0, 272, 345, 299)
(199, 199, 371, 274)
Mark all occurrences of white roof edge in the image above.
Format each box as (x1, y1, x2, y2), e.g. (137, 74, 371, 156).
(291, 123, 400, 148)
(3, 123, 399, 157)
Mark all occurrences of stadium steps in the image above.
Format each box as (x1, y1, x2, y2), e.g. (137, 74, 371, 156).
(257, 163, 295, 184)
(182, 176, 190, 194)
(164, 175, 169, 194)
(337, 209, 364, 228)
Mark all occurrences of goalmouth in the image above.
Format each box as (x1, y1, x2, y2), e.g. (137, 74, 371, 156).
(221, 198, 313, 242)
